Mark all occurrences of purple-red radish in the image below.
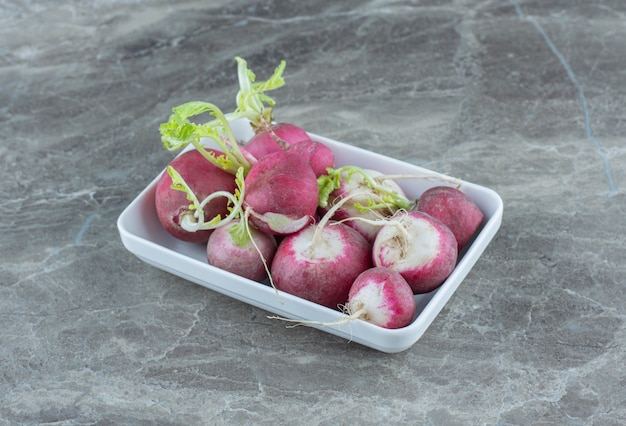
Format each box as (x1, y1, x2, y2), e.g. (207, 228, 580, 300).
(155, 149, 237, 243)
(372, 211, 457, 294)
(244, 122, 310, 160)
(243, 151, 319, 235)
(270, 221, 372, 309)
(287, 139, 335, 177)
(416, 186, 484, 252)
(206, 219, 277, 281)
(346, 267, 416, 329)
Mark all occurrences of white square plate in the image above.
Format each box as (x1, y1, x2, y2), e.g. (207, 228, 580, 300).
(117, 119, 503, 353)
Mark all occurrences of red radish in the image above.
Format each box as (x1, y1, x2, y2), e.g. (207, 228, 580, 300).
(244, 122, 310, 160)
(416, 186, 484, 251)
(270, 221, 372, 309)
(206, 219, 277, 281)
(155, 149, 237, 243)
(372, 211, 457, 294)
(243, 151, 319, 235)
(287, 139, 335, 177)
(320, 167, 411, 243)
(346, 267, 416, 329)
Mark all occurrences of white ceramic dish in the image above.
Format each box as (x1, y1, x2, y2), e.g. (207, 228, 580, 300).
(117, 119, 503, 353)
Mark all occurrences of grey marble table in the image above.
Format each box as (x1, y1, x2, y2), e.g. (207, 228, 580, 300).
(2, 1, 625, 424)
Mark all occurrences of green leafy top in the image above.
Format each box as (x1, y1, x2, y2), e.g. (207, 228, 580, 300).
(159, 101, 252, 175)
(159, 57, 288, 175)
(317, 166, 413, 211)
(317, 169, 342, 208)
(233, 56, 286, 129)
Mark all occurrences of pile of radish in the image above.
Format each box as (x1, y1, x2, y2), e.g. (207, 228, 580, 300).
(154, 57, 484, 330)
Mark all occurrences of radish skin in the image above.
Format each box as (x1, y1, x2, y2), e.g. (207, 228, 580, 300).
(287, 139, 335, 177)
(416, 186, 484, 251)
(206, 220, 277, 281)
(155, 149, 237, 243)
(347, 267, 416, 329)
(244, 122, 310, 159)
(372, 211, 458, 294)
(271, 222, 372, 309)
(243, 151, 319, 235)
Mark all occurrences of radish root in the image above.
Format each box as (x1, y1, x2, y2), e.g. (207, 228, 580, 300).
(374, 173, 462, 189)
(308, 191, 382, 249)
(241, 208, 283, 303)
(267, 301, 369, 329)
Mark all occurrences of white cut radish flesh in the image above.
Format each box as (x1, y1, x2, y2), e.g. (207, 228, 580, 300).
(372, 211, 457, 294)
(346, 267, 416, 329)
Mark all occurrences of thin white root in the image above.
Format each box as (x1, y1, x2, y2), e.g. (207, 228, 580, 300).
(266, 315, 350, 329)
(181, 190, 241, 232)
(334, 210, 411, 243)
(309, 191, 384, 246)
(310, 192, 357, 245)
(243, 208, 283, 304)
(332, 210, 394, 228)
(389, 210, 413, 243)
(267, 303, 367, 329)
(374, 173, 462, 188)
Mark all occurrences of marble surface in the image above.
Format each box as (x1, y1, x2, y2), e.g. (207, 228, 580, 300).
(2, 0, 625, 424)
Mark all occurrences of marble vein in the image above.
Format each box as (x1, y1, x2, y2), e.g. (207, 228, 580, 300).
(509, 0, 619, 197)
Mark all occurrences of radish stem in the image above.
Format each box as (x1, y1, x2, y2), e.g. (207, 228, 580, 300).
(308, 192, 366, 249)
(169, 166, 246, 232)
(318, 166, 413, 210)
(234, 56, 286, 130)
(161, 102, 253, 175)
(373, 174, 462, 189)
(240, 208, 282, 301)
(266, 303, 368, 329)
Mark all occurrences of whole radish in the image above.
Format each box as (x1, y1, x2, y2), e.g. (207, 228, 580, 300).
(271, 221, 372, 310)
(206, 219, 277, 282)
(243, 151, 319, 235)
(416, 186, 484, 252)
(155, 149, 237, 243)
(346, 267, 416, 329)
(372, 211, 457, 294)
